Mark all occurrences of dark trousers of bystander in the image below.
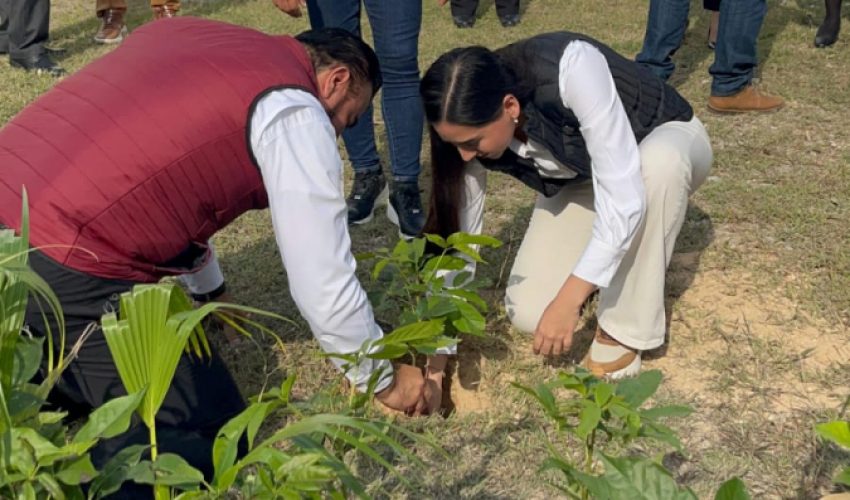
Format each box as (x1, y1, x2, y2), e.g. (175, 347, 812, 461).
(0, 0, 49, 58)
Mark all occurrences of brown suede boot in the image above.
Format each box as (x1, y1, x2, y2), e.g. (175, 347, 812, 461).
(708, 84, 784, 114)
(152, 2, 180, 20)
(94, 8, 128, 44)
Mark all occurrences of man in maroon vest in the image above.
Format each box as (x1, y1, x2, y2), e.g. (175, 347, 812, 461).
(0, 17, 426, 490)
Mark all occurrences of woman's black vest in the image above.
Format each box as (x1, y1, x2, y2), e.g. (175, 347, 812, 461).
(478, 32, 694, 197)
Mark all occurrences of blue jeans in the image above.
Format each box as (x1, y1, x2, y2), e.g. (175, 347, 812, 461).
(635, 0, 767, 96)
(307, 0, 423, 183)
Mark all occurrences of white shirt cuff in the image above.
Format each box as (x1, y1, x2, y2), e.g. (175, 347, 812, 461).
(572, 236, 626, 288)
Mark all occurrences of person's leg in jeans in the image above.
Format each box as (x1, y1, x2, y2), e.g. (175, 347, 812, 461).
(308, 0, 425, 238)
(707, 0, 783, 112)
(307, 0, 387, 226)
(363, 0, 424, 238)
(0, 0, 63, 76)
(25, 251, 246, 498)
(635, 0, 690, 81)
(709, 0, 766, 96)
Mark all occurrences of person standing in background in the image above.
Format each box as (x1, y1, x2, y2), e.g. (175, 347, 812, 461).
(0, 0, 64, 76)
(93, 0, 180, 44)
(274, 0, 426, 238)
(636, 0, 784, 113)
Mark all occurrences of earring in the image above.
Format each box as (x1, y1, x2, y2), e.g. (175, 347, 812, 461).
(512, 117, 519, 124)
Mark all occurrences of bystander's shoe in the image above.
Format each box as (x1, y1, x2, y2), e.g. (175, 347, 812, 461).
(347, 169, 388, 226)
(94, 8, 127, 44)
(453, 16, 475, 28)
(499, 14, 521, 27)
(815, 14, 840, 47)
(9, 52, 65, 77)
(707, 84, 784, 114)
(387, 181, 424, 239)
(152, 4, 180, 20)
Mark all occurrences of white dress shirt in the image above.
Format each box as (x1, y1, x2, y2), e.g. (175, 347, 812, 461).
(185, 88, 391, 392)
(458, 40, 647, 289)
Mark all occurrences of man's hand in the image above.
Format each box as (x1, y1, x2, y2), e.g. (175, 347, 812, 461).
(273, 0, 306, 17)
(375, 364, 426, 415)
(436, 0, 449, 6)
(423, 354, 448, 415)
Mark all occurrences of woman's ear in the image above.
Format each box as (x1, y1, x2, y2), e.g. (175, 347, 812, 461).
(503, 94, 521, 121)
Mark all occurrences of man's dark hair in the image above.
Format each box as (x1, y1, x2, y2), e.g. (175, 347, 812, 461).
(296, 28, 382, 96)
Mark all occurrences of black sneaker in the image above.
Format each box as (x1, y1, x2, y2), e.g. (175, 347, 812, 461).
(347, 169, 388, 225)
(453, 16, 475, 28)
(387, 181, 425, 239)
(9, 52, 66, 77)
(499, 14, 521, 27)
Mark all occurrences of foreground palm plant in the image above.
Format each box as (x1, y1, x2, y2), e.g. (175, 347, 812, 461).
(1, 190, 147, 498)
(100, 283, 287, 498)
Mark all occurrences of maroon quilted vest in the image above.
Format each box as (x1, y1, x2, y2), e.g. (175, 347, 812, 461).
(0, 17, 318, 282)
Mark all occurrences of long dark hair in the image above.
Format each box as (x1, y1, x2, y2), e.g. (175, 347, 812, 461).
(419, 46, 522, 237)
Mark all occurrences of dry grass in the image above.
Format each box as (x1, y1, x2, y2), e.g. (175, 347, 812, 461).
(2, 0, 849, 497)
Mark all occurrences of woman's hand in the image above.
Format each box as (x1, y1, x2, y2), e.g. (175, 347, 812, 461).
(533, 299, 581, 356)
(533, 275, 595, 356)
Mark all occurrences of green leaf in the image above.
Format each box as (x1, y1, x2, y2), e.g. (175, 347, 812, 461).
(451, 299, 486, 335)
(422, 254, 467, 275)
(512, 382, 560, 422)
(423, 233, 448, 248)
(593, 382, 614, 407)
(575, 400, 602, 439)
(371, 258, 390, 281)
(423, 296, 458, 319)
(364, 344, 409, 360)
(639, 422, 683, 451)
(36, 473, 65, 499)
(12, 336, 43, 386)
(714, 477, 751, 500)
(150, 453, 204, 489)
(446, 233, 502, 249)
(445, 288, 488, 312)
(375, 320, 444, 347)
(17, 481, 36, 500)
(615, 370, 663, 408)
(586, 453, 698, 500)
(815, 421, 850, 449)
(212, 400, 280, 489)
(640, 405, 694, 421)
(450, 243, 483, 263)
(55, 455, 98, 485)
(73, 390, 145, 444)
(87, 444, 148, 498)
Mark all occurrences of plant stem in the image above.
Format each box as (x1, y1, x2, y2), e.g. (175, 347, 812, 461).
(581, 429, 596, 500)
(149, 423, 171, 500)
